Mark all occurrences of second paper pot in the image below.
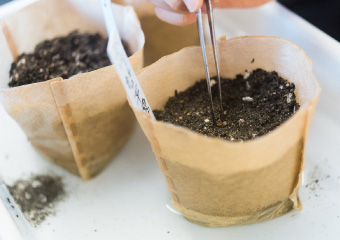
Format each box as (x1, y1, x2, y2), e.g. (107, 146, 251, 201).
(0, 0, 144, 180)
(133, 36, 320, 227)
(111, 0, 199, 66)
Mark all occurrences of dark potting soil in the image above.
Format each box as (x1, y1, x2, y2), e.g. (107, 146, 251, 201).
(8, 31, 130, 87)
(154, 69, 300, 141)
(7, 175, 65, 226)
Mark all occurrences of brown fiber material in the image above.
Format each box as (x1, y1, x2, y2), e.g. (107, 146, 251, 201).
(111, 0, 155, 17)
(112, 0, 199, 65)
(133, 36, 320, 227)
(0, 0, 144, 180)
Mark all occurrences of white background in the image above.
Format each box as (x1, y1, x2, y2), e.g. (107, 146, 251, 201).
(0, 1, 340, 239)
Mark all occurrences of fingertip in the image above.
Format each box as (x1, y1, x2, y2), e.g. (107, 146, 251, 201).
(154, 7, 196, 26)
(214, 0, 273, 8)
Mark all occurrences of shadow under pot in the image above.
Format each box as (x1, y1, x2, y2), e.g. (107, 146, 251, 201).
(0, 0, 145, 180)
(133, 36, 320, 227)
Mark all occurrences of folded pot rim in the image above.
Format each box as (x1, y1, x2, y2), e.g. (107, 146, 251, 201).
(133, 35, 321, 172)
(0, 0, 145, 92)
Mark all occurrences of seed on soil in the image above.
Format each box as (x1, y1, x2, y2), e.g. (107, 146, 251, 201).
(246, 81, 251, 90)
(243, 70, 251, 79)
(210, 79, 216, 87)
(242, 96, 254, 102)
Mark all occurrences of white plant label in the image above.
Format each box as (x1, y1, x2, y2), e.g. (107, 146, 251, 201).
(101, 0, 155, 119)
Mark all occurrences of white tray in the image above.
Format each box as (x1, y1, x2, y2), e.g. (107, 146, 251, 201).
(1, 1, 340, 240)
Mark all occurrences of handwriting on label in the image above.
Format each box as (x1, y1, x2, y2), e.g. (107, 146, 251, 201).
(101, 0, 155, 119)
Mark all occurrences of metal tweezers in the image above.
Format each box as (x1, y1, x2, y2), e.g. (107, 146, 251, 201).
(196, 0, 224, 125)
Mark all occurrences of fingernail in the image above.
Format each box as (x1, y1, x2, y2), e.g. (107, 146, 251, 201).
(164, 0, 176, 9)
(183, 0, 199, 12)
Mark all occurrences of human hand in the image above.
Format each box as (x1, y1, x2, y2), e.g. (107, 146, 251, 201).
(149, 0, 273, 26)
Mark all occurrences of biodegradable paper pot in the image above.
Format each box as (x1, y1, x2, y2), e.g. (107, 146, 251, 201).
(111, 0, 155, 16)
(112, 0, 199, 66)
(133, 36, 320, 227)
(0, 0, 144, 180)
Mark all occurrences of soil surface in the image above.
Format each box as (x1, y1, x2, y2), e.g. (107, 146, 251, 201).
(7, 175, 65, 226)
(8, 31, 129, 87)
(154, 69, 300, 141)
